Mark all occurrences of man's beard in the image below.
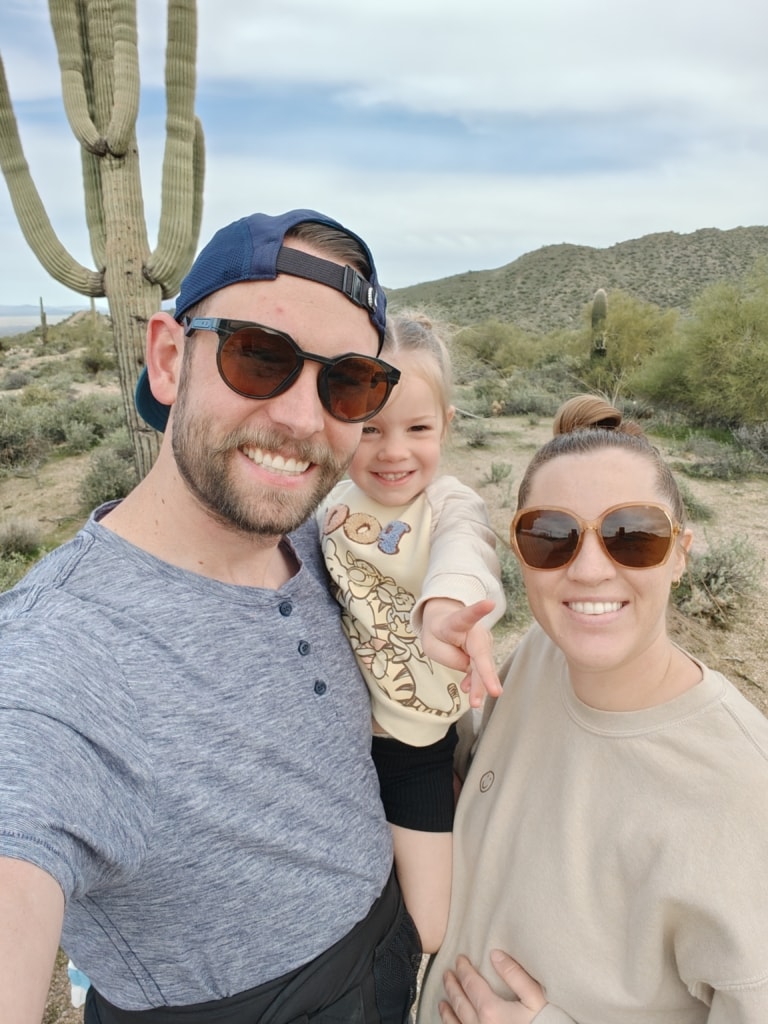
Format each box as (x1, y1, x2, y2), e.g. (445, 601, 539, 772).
(170, 386, 351, 537)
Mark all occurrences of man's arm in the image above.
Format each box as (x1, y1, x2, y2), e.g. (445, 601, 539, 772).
(0, 856, 65, 1024)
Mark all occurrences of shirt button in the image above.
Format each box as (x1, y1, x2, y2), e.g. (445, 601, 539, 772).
(298, 640, 311, 656)
(314, 680, 327, 696)
(278, 601, 293, 617)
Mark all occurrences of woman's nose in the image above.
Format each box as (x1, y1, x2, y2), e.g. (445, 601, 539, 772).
(567, 528, 616, 581)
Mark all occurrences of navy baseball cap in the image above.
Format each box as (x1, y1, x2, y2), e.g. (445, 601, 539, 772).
(135, 209, 386, 432)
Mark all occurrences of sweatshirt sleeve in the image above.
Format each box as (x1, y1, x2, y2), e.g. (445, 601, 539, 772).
(411, 476, 506, 632)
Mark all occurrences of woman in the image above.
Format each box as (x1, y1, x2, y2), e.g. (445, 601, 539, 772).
(418, 396, 768, 1023)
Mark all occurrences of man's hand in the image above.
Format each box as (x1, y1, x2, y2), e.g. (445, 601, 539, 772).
(420, 598, 501, 707)
(439, 952, 547, 1024)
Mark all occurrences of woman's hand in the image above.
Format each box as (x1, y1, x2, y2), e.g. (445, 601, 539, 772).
(439, 951, 547, 1024)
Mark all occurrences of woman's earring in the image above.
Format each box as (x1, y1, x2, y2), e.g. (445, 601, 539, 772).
(671, 578, 681, 590)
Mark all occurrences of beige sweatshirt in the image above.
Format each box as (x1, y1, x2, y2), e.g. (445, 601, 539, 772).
(419, 623, 768, 1023)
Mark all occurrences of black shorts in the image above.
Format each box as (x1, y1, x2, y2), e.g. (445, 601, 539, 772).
(84, 870, 421, 1024)
(371, 724, 458, 832)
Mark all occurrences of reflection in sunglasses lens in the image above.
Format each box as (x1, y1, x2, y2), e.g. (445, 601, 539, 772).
(219, 328, 392, 423)
(514, 505, 674, 570)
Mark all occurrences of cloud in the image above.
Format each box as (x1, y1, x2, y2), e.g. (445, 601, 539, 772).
(0, 0, 766, 304)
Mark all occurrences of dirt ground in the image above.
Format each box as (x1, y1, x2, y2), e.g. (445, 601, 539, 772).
(1, 414, 763, 1021)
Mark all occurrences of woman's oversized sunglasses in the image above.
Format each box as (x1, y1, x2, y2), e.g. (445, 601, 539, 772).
(184, 317, 401, 423)
(510, 502, 682, 571)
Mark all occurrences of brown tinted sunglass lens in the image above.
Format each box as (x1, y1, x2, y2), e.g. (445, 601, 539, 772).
(601, 506, 672, 567)
(325, 358, 390, 421)
(220, 329, 299, 398)
(515, 510, 579, 569)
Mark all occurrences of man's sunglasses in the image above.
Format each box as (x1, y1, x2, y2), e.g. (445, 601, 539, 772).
(510, 502, 682, 571)
(183, 317, 401, 423)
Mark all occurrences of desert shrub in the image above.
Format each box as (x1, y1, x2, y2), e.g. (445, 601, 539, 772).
(101, 425, 135, 461)
(79, 449, 137, 513)
(496, 544, 530, 628)
(673, 535, 762, 628)
(2, 370, 31, 391)
(675, 479, 714, 522)
(64, 420, 99, 454)
(733, 422, 768, 467)
(71, 393, 124, 439)
(679, 445, 758, 481)
(0, 403, 51, 468)
(481, 462, 513, 486)
(0, 552, 34, 593)
(0, 517, 42, 557)
(82, 341, 116, 375)
(19, 383, 62, 406)
(462, 422, 490, 449)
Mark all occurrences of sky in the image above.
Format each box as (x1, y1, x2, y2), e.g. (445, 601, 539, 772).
(0, 0, 767, 308)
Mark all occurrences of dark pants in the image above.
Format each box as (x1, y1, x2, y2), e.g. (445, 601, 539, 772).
(84, 871, 421, 1024)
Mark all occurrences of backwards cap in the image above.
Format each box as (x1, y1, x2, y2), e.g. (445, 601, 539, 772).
(135, 209, 386, 432)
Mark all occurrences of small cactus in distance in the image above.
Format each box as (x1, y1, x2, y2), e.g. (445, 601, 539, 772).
(591, 287, 608, 355)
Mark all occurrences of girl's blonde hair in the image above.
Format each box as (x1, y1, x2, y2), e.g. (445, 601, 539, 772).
(518, 395, 686, 524)
(382, 310, 453, 425)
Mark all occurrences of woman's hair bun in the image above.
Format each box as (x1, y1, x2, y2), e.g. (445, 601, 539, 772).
(553, 395, 644, 437)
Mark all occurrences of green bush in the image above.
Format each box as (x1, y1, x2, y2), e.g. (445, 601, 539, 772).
(64, 419, 99, 454)
(79, 449, 137, 513)
(0, 403, 51, 468)
(461, 421, 491, 449)
(0, 517, 42, 557)
(1, 370, 31, 391)
(673, 535, 762, 628)
(0, 552, 34, 593)
(676, 479, 714, 522)
(496, 544, 531, 628)
(82, 341, 116, 375)
(679, 446, 759, 481)
(481, 462, 513, 486)
(0, 390, 126, 470)
(733, 422, 768, 467)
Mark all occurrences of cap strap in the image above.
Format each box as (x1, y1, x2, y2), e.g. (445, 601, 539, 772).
(276, 247, 378, 315)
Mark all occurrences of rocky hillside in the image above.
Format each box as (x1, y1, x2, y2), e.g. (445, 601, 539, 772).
(386, 225, 768, 333)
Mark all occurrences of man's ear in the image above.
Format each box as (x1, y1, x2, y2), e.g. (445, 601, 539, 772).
(145, 312, 185, 408)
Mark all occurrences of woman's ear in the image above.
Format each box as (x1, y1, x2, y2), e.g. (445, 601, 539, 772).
(145, 312, 185, 408)
(673, 528, 694, 582)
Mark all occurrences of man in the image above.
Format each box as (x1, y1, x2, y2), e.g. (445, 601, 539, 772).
(0, 210, 421, 1023)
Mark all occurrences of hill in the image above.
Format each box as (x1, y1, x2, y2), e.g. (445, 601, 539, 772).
(386, 226, 768, 333)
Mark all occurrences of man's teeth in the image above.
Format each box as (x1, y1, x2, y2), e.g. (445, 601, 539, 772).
(242, 447, 309, 475)
(568, 601, 622, 615)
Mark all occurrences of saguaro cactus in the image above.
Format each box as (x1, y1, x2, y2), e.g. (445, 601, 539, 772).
(591, 287, 608, 355)
(0, 0, 205, 478)
(39, 296, 48, 346)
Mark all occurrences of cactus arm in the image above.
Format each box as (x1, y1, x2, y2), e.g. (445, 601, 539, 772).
(146, 0, 200, 293)
(104, 0, 140, 155)
(49, 0, 105, 154)
(0, 55, 103, 296)
(189, 116, 206, 259)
